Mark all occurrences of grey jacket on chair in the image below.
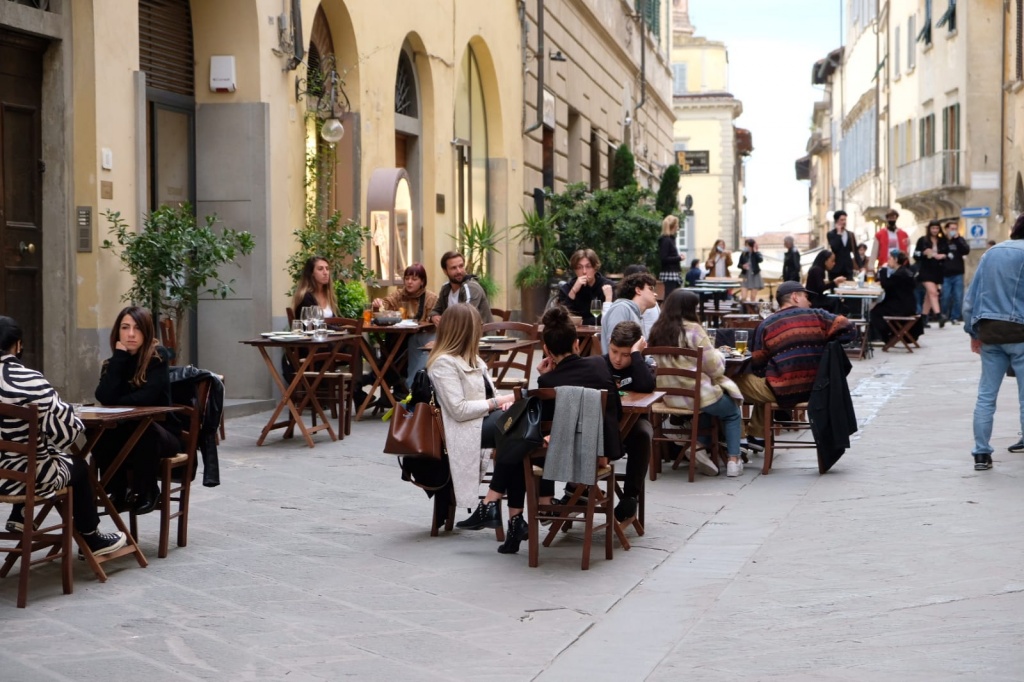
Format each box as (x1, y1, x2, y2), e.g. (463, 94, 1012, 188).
(543, 386, 603, 484)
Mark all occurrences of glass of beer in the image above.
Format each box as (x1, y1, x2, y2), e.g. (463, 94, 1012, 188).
(866, 271, 875, 285)
(735, 330, 749, 354)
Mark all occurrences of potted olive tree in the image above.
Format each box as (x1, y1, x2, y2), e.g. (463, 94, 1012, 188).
(102, 203, 255, 361)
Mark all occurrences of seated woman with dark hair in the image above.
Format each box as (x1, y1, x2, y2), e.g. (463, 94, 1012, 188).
(459, 305, 624, 555)
(0, 316, 126, 556)
(94, 306, 184, 515)
(805, 250, 847, 311)
(372, 262, 439, 392)
(869, 250, 925, 343)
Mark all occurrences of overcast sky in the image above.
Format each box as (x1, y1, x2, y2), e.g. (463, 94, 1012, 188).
(689, 0, 842, 236)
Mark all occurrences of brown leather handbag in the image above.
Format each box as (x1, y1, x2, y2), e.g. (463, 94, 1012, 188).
(384, 399, 445, 460)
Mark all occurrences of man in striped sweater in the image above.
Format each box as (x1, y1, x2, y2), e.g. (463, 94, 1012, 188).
(735, 281, 856, 448)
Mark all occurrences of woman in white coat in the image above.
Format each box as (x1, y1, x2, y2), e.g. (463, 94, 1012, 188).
(426, 304, 514, 533)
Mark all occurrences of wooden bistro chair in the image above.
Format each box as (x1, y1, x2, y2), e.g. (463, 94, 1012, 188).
(130, 376, 212, 558)
(314, 317, 363, 438)
(758, 402, 815, 474)
(481, 321, 539, 391)
(161, 317, 228, 441)
(642, 346, 721, 482)
(882, 315, 922, 353)
(0, 403, 75, 607)
(520, 387, 616, 570)
(490, 307, 512, 322)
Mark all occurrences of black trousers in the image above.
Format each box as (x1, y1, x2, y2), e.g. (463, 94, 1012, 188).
(11, 458, 101, 534)
(619, 418, 652, 499)
(93, 421, 182, 496)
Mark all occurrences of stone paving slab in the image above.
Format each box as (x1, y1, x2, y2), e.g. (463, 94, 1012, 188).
(0, 325, 1021, 680)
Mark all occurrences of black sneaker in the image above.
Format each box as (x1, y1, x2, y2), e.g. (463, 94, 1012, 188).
(1009, 439, 1024, 454)
(79, 530, 128, 558)
(614, 496, 638, 523)
(455, 501, 500, 530)
(973, 454, 993, 471)
(745, 436, 766, 453)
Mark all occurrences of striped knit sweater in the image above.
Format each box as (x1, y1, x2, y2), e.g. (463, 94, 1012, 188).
(0, 354, 83, 498)
(750, 307, 855, 407)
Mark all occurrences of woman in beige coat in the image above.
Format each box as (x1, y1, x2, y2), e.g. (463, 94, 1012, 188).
(426, 304, 514, 526)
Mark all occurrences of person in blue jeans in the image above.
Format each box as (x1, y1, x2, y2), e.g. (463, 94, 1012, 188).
(963, 213, 1024, 470)
(941, 220, 971, 325)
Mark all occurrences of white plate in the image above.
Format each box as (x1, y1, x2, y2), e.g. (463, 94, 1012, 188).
(481, 336, 515, 343)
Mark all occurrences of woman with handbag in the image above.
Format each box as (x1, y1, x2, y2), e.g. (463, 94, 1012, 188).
(426, 305, 515, 538)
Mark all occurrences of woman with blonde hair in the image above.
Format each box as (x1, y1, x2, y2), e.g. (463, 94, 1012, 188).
(292, 256, 339, 317)
(427, 305, 514, 539)
(659, 215, 683, 297)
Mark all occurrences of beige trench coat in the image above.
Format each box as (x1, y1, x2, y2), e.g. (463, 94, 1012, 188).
(427, 353, 497, 510)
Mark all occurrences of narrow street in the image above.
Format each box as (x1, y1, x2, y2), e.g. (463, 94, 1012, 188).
(1, 324, 1021, 681)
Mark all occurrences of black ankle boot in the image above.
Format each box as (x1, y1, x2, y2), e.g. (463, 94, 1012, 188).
(497, 514, 529, 554)
(455, 501, 500, 530)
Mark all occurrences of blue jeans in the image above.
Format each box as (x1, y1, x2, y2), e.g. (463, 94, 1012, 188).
(972, 342, 1024, 456)
(698, 392, 742, 457)
(941, 274, 964, 321)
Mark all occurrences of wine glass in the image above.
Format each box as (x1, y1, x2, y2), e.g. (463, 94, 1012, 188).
(590, 299, 603, 324)
(301, 306, 314, 332)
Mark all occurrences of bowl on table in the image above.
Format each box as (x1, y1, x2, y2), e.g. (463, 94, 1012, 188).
(569, 315, 583, 327)
(372, 313, 402, 326)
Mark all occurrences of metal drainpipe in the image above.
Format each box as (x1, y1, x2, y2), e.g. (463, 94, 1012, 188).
(634, 2, 647, 114)
(524, 0, 546, 135)
(998, 1, 1007, 220)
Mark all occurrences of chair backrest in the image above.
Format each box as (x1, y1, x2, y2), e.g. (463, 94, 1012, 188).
(160, 318, 178, 366)
(643, 345, 704, 414)
(174, 377, 213, 460)
(0, 403, 39, 499)
(323, 316, 364, 368)
(481, 322, 539, 387)
(490, 307, 511, 322)
(286, 307, 295, 325)
(515, 386, 608, 444)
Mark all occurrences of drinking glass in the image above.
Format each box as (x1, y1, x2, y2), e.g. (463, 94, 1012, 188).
(301, 306, 314, 332)
(291, 320, 303, 334)
(363, 303, 373, 325)
(590, 299, 603, 323)
(735, 330, 749, 354)
(866, 271, 875, 285)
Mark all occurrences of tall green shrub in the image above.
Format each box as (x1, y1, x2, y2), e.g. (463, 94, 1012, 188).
(610, 144, 637, 190)
(656, 164, 681, 217)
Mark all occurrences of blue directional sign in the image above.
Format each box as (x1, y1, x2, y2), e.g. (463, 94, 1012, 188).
(961, 207, 991, 218)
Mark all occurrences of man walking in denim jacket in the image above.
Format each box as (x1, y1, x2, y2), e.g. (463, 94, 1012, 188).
(962, 214, 1024, 470)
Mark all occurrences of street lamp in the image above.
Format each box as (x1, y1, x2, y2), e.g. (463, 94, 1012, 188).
(295, 54, 351, 145)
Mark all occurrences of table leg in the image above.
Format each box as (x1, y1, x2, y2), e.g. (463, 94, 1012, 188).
(287, 341, 341, 442)
(356, 332, 408, 420)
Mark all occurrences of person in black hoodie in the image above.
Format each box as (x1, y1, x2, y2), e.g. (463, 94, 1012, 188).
(94, 306, 184, 515)
(603, 320, 654, 522)
(557, 249, 616, 325)
(941, 220, 971, 325)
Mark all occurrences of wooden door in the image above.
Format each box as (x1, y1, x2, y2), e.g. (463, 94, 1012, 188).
(0, 31, 45, 370)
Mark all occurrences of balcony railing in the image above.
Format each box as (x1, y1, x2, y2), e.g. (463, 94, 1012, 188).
(894, 150, 963, 198)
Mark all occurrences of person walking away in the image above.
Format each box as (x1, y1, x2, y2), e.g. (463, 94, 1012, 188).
(826, 210, 858, 281)
(685, 259, 704, 287)
(962, 213, 1024, 471)
(782, 236, 801, 283)
(658, 215, 683, 298)
(941, 220, 970, 325)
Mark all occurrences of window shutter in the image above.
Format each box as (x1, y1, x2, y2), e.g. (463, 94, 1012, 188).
(139, 0, 195, 97)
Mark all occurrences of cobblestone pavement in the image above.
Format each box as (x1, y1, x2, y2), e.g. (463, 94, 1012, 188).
(1, 324, 1022, 681)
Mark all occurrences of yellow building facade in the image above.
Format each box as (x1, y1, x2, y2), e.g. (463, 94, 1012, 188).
(1, 0, 672, 400)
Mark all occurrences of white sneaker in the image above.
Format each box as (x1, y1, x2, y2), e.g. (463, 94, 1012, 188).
(726, 460, 743, 477)
(695, 450, 719, 476)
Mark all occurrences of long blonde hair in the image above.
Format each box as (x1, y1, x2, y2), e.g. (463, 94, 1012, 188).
(427, 304, 482, 368)
(292, 256, 339, 313)
(662, 214, 679, 236)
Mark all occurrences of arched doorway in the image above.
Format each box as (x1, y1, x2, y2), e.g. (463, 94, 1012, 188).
(393, 43, 421, 278)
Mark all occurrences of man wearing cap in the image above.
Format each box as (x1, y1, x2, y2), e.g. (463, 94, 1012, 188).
(871, 209, 910, 271)
(734, 281, 856, 448)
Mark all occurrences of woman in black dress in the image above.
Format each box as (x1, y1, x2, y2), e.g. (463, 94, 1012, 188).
(94, 307, 184, 514)
(658, 215, 683, 297)
(913, 221, 948, 323)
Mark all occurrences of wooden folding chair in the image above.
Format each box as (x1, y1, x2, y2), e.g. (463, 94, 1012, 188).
(642, 346, 721, 482)
(481, 321, 539, 391)
(490, 308, 511, 322)
(759, 401, 815, 474)
(0, 403, 74, 607)
(130, 377, 212, 558)
(882, 315, 921, 352)
(521, 388, 615, 570)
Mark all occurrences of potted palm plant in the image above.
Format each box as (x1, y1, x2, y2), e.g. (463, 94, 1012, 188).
(513, 208, 566, 323)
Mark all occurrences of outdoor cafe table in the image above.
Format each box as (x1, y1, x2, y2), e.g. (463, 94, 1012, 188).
(74, 405, 186, 581)
(357, 321, 434, 420)
(241, 333, 355, 447)
(620, 390, 665, 438)
(478, 338, 540, 385)
(537, 323, 601, 356)
(694, 278, 742, 317)
(827, 285, 883, 320)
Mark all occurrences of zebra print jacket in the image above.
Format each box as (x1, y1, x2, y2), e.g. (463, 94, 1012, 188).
(0, 354, 83, 498)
